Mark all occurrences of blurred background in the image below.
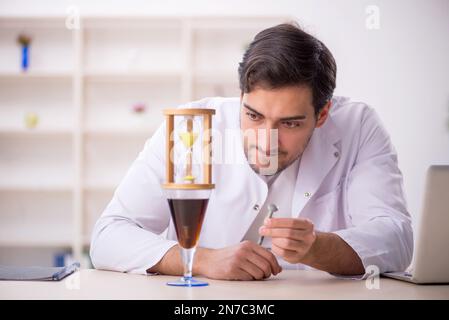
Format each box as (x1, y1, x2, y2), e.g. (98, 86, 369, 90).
(0, 0, 448, 268)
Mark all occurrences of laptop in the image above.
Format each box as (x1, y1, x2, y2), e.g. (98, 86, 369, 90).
(382, 165, 449, 284)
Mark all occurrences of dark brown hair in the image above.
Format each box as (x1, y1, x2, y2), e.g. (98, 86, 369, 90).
(238, 23, 337, 115)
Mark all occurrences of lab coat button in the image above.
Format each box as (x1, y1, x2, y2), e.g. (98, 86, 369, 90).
(253, 204, 260, 211)
(304, 192, 311, 198)
(334, 151, 340, 158)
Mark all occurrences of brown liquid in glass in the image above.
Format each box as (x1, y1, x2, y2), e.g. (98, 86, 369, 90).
(168, 199, 209, 249)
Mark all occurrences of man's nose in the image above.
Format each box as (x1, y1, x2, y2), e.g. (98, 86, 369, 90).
(259, 122, 278, 153)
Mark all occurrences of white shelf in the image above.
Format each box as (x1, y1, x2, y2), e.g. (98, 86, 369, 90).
(0, 184, 72, 192)
(0, 71, 72, 80)
(0, 237, 72, 248)
(83, 127, 154, 137)
(83, 189, 115, 247)
(0, 15, 289, 264)
(191, 16, 290, 30)
(83, 70, 182, 82)
(82, 17, 183, 29)
(0, 179, 73, 191)
(84, 183, 117, 191)
(83, 20, 183, 76)
(0, 127, 72, 135)
(0, 190, 73, 248)
(194, 71, 238, 84)
(0, 17, 68, 29)
(0, 18, 73, 73)
(0, 233, 73, 247)
(193, 71, 241, 99)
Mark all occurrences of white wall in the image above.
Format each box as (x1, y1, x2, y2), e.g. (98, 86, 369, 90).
(1, 0, 448, 227)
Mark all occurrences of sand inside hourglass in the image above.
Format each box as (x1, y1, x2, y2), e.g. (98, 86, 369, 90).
(178, 129, 198, 182)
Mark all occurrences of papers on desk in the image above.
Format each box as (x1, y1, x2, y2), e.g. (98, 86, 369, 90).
(0, 262, 79, 281)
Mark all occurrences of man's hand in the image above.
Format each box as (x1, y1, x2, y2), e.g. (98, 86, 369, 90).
(148, 241, 282, 281)
(197, 241, 282, 280)
(258, 217, 365, 275)
(258, 217, 317, 264)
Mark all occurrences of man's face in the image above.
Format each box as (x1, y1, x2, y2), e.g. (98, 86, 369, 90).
(240, 85, 330, 175)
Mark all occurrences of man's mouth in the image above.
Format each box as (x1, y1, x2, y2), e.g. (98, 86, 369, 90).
(252, 146, 285, 157)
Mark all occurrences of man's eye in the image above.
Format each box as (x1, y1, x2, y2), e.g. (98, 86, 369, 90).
(246, 112, 260, 121)
(282, 121, 301, 128)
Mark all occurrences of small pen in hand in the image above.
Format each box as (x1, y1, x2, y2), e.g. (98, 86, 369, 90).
(258, 204, 279, 246)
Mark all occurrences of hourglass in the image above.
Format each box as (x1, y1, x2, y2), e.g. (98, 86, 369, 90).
(163, 108, 215, 287)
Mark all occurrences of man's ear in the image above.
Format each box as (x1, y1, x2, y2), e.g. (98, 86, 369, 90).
(315, 100, 332, 128)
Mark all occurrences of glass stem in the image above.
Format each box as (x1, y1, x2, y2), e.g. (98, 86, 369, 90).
(181, 247, 196, 281)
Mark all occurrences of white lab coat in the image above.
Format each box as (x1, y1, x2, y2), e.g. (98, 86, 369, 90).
(90, 96, 413, 277)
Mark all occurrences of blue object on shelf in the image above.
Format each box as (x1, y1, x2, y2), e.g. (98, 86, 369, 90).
(21, 45, 29, 71)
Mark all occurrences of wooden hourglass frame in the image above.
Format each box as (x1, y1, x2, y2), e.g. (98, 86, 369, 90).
(162, 108, 215, 190)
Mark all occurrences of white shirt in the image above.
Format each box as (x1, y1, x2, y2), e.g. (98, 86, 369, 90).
(243, 158, 299, 244)
(90, 96, 413, 277)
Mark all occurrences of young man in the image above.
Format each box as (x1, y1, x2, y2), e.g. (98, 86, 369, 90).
(90, 23, 413, 280)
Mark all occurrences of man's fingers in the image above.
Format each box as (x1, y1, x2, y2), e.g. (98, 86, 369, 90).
(238, 259, 266, 280)
(264, 217, 313, 230)
(259, 227, 311, 240)
(272, 243, 297, 261)
(252, 244, 282, 274)
(245, 252, 273, 278)
(235, 268, 254, 281)
(272, 237, 304, 251)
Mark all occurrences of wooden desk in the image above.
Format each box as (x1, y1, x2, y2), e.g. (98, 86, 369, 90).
(1, 269, 448, 299)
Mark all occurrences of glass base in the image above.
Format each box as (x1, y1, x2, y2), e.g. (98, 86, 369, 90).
(167, 276, 209, 287)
